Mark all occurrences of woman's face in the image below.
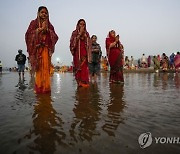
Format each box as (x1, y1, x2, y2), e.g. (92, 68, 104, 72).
(91, 36, 97, 43)
(79, 20, 85, 29)
(110, 30, 116, 38)
(39, 8, 48, 20)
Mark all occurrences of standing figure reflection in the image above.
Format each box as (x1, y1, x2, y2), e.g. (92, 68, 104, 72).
(70, 84, 101, 143)
(161, 73, 168, 90)
(20, 94, 66, 153)
(102, 84, 125, 136)
(174, 73, 180, 89)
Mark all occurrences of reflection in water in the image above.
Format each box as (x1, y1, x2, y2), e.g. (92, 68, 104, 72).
(55, 73, 61, 94)
(15, 88, 24, 102)
(18, 94, 66, 153)
(28, 75, 35, 90)
(102, 84, 125, 136)
(153, 73, 161, 87)
(70, 83, 101, 143)
(1, 72, 180, 153)
(0, 74, 2, 86)
(15, 82, 28, 103)
(153, 73, 180, 90)
(162, 73, 168, 90)
(174, 73, 180, 89)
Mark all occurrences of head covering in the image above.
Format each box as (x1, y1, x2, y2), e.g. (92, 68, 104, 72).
(76, 19, 87, 31)
(38, 6, 48, 14)
(70, 19, 92, 62)
(105, 30, 119, 56)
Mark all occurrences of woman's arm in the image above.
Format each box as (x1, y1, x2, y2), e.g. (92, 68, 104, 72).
(70, 31, 80, 55)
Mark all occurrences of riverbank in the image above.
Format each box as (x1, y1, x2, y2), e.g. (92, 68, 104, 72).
(124, 68, 180, 73)
(100, 68, 180, 73)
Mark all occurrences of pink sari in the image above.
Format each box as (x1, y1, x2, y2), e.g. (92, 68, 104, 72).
(106, 34, 124, 83)
(174, 54, 180, 69)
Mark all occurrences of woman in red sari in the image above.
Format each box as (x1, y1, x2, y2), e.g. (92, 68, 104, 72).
(25, 6, 58, 93)
(70, 19, 91, 87)
(106, 30, 124, 84)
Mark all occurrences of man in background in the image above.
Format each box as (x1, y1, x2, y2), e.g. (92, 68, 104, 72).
(0, 61, 2, 74)
(15, 49, 26, 82)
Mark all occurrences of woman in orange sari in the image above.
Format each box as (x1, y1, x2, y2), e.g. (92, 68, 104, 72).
(161, 53, 169, 71)
(106, 30, 124, 84)
(70, 19, 91, 87)
(25, 6, 58, 93)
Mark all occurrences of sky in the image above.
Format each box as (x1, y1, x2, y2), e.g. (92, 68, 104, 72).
(0, 0, 180, 67)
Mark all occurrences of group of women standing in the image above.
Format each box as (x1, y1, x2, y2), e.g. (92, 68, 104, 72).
(25, 6, 124, 94)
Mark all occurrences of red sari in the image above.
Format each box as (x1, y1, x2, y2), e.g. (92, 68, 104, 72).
(70, 19, 91, 86)
(25, 17, 58, 93)
(106, 35, 124, 83)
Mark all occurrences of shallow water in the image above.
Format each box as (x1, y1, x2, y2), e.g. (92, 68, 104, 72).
(0, 72, 180, 154)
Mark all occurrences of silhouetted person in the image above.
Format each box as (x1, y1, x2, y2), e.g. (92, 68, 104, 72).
(15, 49, 26, 82)
(0, 61, 2, 74)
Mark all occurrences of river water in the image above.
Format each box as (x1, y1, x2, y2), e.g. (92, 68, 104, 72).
(0, 72, 179, 154)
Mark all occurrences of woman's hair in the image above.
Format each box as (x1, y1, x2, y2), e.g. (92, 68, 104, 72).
(110, 30, 115, 33)
(162, 53, 166, 56)
(91, 35, 97, 39)
(38, 6, 48, 13)
(77, 19, 86, 25)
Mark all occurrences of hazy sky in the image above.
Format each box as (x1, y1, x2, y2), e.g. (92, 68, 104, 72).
(0, 0, 180, 67)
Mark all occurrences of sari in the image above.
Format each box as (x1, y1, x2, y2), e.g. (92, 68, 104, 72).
(70, 19, 91, 87)
(25, 11, 58, 93)
(106, 33, 124, 83)
(174, 54, 180, 70)
(162, 55, 169, 71)
(103, 57, 109, 71)
(153, 56, 160, 71)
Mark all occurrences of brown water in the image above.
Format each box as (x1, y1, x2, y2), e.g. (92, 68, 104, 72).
(0, 72, 180, 154)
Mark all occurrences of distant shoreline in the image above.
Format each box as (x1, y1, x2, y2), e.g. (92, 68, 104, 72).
(102, 68, 180, 73)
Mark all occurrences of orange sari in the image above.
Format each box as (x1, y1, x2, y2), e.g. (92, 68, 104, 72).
(35, 47, 51, 93)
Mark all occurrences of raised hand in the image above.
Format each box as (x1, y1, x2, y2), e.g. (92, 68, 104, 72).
(42, 20, 48, 30)
(115, 35, 119, 43)
(79, 26, 85, 35)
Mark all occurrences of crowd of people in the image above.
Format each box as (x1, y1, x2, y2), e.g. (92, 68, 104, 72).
(123, 52, 180, 73)
(0, 6, 179, 94)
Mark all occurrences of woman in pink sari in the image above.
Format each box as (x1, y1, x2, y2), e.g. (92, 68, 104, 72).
(106, 30, 124, 84)
(25, 6, 58, 93)
(70, 19, 91, 87)
(174, 52, 180, 72)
